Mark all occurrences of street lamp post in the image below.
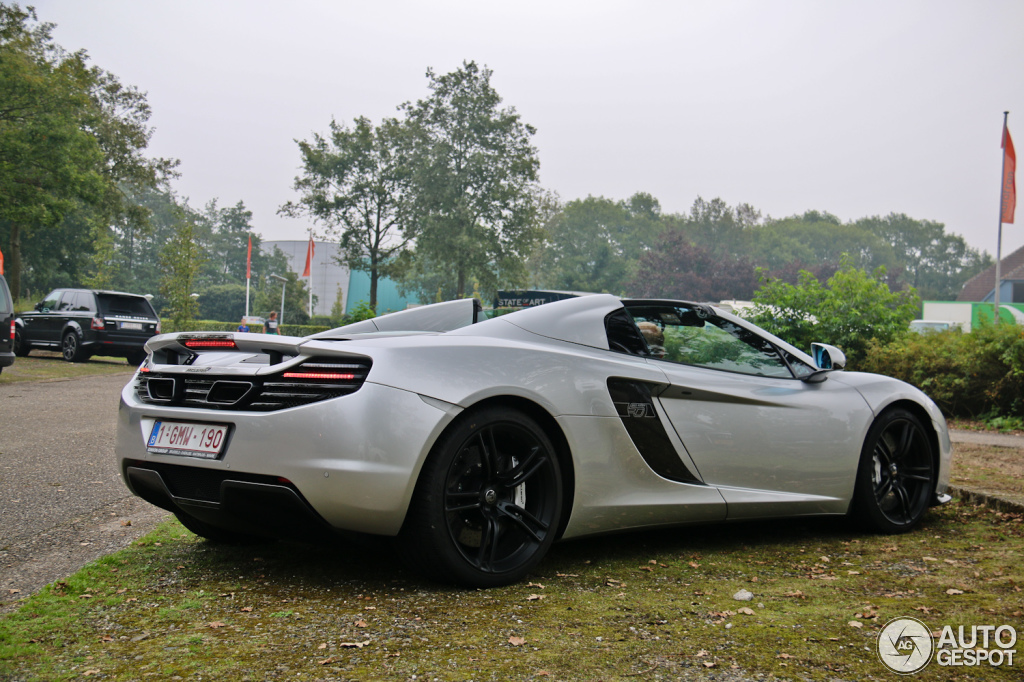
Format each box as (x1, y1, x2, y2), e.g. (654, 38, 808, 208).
(269, 274, 287, 325)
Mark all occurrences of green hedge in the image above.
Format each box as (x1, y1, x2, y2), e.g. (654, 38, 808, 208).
(159, 319, 331, 336)
(861, 322, 1024, 419)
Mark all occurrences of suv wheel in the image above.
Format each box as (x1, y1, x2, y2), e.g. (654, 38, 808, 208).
(14, 327, 30, 356)
(62, 331, 87, 363)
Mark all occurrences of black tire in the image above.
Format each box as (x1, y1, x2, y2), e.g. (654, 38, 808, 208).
(126, 350, 147, 366)
(61, 331, 87, 362)
(174, 511, 268, 545)
(851, 409, 935, 533)
(13, 328, 29, 356)
(400, 406, 564, 587)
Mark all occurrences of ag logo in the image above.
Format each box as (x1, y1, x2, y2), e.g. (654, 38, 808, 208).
(877, 617, 933, 674)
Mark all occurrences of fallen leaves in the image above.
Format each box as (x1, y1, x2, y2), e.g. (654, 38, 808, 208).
(339, 640, 370, 648)
(848, 621, 863, 629)
(526, 594, 545, 601)
(946, 588, 964, 595)
(737, 607, 755, 615)
(208, 621, 226, 628)
(508, 636, 526, 646)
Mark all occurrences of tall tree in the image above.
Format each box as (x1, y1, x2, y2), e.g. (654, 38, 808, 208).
(401, 61, 542, 298)
(159, 215, 205, 329)
(281, 116, 412, 311)
(854, 213, 991, 300)
(533, 193, 665, 294)
(625, 231, 758, 301)
(0, 5, 173, 297)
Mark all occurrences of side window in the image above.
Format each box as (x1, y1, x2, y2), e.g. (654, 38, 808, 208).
(605, 309, 649, 355)
(72, 292, 96, 312)
(57, 293, 74, 311)
(40, 290, 63, 312)
(625, 304, 794, 378)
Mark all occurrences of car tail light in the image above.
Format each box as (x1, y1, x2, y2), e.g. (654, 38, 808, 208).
(282, 371, 356, 380)
(91, 317, 105, 330)
(183, 338, 237, 350)
(156, 320, 161, 334)
(8, 320, 13, 340)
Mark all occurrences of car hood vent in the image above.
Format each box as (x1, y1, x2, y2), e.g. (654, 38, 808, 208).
(135, 357, 372, 411)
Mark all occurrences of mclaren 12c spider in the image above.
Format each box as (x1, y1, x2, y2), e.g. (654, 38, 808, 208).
(116, 294, 952, 586)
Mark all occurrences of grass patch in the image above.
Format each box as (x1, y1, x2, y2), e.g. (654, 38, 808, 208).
(1, 501, 1021, 681)
(951, 443, 1024, 500)
(0, 351, 135, 384)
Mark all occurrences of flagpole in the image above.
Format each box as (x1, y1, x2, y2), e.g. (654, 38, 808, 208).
(308, 231, 314, 319)
(245, 233, 252, 319)
(995, 112, 1010, 324)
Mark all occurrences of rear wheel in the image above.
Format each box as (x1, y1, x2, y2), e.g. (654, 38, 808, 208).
(174, 511, 268, 545)
(400, 406, 563, 587)
(852, 409, 935, 533)
(13, 328, 29, 356)
(61, 331, 87, 362)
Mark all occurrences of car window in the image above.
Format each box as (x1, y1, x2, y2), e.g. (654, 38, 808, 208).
(40, 290, 63, 312)
(70, 292, 96, 312)
(97, 294, 155, 317)
(624, 304, 794, 378)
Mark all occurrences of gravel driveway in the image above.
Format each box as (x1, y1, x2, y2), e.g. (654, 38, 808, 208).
(0, 372, 169, 612)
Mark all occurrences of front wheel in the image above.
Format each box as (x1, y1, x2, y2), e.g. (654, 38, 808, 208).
(61, 331, 87, 363)
(400, 406, 564, 587)
(851, 409, 935, 533)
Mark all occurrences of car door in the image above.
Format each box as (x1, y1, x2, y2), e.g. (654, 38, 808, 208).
(624, 302, 871, 519)
(23, 289, 65, 346)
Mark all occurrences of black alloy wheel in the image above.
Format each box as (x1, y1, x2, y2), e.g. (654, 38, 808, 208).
(853, 409, 935, 533)
(13, 327, 29, 356)
(62, 331, 86, 362)
(401, 406, 563, 587)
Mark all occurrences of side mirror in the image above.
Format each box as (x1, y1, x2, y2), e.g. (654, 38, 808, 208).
(34, 302, 43, 311)
(811, 343, 846, 370)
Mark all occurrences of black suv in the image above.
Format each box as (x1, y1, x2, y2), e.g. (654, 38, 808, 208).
(15, 288, 160, 365)
(0, 274, 14, 375)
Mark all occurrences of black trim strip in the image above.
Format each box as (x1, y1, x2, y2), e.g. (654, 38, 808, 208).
(607, 378, 701, 484)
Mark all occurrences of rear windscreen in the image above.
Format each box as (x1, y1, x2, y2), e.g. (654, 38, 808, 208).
(97, 295, 156, 318)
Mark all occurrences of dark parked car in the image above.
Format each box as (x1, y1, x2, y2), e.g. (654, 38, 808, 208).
(15, 288, 160, 365)
(0, 274, 14, 375)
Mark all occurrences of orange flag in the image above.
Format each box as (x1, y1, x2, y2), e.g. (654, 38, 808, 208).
(302, 237, 315, 277)
(0, 245, 4, 275)
(1003, 124, 1016, 224)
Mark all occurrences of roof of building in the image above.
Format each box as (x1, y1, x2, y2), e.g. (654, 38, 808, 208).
(957, 243, 1024, 301)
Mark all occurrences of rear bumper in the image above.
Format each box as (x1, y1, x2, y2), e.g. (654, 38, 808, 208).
(0, 350, 13, 368)
(123, 461, 339, 542)
(115, 376, 461, 536)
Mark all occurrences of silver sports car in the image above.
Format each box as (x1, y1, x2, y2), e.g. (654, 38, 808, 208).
(115, 294, 951, 587)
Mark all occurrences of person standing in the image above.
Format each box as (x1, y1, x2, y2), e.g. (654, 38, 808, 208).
(237, 318, 250, 333)
(266, 311, 280, 335)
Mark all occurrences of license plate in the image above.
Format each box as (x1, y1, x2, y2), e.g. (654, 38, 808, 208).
(147, 421, 228, 459)
(120, 321, 144, 330)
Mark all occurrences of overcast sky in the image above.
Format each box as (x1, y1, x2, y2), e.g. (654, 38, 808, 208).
(33, 0, 1024, 257)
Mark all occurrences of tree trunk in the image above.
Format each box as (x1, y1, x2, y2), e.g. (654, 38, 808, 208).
(9, 223, 22, 301)
(456, 268, 465, 298)
(369, 266, 378, 312)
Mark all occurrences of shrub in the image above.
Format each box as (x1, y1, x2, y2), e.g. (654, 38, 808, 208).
(749, 255, 919, 366)
(861, 321, 1024, 418)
